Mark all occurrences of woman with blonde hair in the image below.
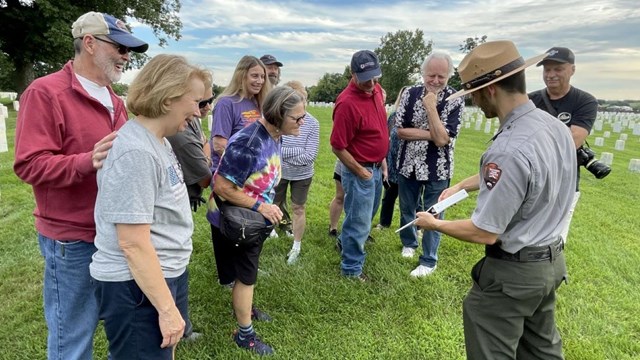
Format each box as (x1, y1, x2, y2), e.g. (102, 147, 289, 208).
(209, 55, 271, 176)
(90, 54, 209, 359)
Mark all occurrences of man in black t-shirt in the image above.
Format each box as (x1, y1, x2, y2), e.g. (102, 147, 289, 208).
(529, 46, 598, 243)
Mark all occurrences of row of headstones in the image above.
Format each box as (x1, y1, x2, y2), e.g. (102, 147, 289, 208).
(0, 92, 18, 100)
(460, 109, 640, 173)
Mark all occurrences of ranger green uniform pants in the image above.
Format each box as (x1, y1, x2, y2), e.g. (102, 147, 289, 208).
(463, 253, 567, 359)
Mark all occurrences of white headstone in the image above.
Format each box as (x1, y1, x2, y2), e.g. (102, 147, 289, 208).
(464, 121, 471, 129)
(600, 152, 614, 166)
(475, 120, 482, 131)
(594, 137, 605, 146)
(615, 140, 625, 151)
(628, 159, 640, 173)
(0, 117, 8, 153)
(613, 122, 622, 133)
(633, 124, 640, 136)
(207, 114, 213, 132)
(0, 104, 7, 118)
(484, 122, 492, 134)
(620, 133, 628, 141)
(594, 120, 603, 131)
(603, 131, 611, 138)
(13, 100, 19, 112)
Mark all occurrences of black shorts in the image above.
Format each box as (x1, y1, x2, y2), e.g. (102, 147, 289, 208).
(210, 225, 264, 286)
(333, 172, 341, 182)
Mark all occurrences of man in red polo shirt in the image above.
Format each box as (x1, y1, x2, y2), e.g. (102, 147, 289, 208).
(330, 50, 389, 281)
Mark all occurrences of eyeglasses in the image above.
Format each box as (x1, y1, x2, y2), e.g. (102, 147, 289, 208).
(289, 113, 306, 124)
(199, 95, 215, 109)
(94, 37, 130, 55)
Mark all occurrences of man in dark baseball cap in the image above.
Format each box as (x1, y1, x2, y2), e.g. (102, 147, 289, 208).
(529, 45, 599, 247)
(260, 54, 283, 86)
(329, 49, 388, 281)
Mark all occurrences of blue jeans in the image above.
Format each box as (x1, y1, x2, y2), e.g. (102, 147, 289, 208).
(398, 175, 449, 267)
(38, 234, 99, 360)
(339, 165, 382, 276)
(94, 271, 187, 360)
(176, 268, 194, 337)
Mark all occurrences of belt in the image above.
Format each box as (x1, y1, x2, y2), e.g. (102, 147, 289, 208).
(485, 238, 563, 262)
(358, 161, 382, 168)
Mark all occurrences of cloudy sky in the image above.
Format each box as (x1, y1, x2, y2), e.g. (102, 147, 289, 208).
(122, 0, 640, 100)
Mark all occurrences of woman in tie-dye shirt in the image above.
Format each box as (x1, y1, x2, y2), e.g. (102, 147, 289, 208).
(207, 86, 306, 356)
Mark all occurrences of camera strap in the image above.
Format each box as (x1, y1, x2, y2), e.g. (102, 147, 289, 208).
(539, 90, 558, 118)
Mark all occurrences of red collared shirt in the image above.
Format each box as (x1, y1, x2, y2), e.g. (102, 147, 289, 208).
(330, 81, 389, 163)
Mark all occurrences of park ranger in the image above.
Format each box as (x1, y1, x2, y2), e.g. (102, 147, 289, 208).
(414, 40, 577, 359)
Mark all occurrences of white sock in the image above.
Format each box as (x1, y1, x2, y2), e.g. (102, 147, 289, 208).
(292, 240, 301, 251)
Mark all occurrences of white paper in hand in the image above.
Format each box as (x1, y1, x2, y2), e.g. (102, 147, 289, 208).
(394, 189, 469, 233)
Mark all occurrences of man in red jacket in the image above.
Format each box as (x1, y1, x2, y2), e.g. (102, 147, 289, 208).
(13, 12, 147, 360)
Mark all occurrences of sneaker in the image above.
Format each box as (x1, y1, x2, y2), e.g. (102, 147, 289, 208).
(374, 224, 386, 230)
(410, 264, 437, 278)
(285, 230, 293, 238)
(268, 229, 278, 238)
(328, 228, 339, 238)
(233, 330, 274, 356)
(401, 247, 416, 258)
(251, 306, 272, 322)
(286, 248, 300, 265)
(182, 330, 203, 342)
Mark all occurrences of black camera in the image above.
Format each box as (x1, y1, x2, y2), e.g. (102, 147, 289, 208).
(576, 145, 611, 179)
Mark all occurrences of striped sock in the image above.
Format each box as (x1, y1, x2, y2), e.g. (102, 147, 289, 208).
(238, 322, 254, 340)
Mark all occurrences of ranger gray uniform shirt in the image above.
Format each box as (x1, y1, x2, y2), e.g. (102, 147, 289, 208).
(471, 101, 577, 253)
(91, 119, 193, 281)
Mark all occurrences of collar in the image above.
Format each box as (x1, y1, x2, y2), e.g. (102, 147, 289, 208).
(491, 100, 537, 141)
(347, 80, 378, 98)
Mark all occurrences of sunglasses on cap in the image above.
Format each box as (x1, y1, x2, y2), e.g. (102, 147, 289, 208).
(94, 36, 130, 55)
(199, 95, 215, 109)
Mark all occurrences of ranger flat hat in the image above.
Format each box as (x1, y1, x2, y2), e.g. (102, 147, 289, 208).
(448, 40, 546, 100)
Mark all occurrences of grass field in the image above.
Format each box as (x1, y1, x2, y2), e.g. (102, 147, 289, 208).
(1, 104, 639, 359)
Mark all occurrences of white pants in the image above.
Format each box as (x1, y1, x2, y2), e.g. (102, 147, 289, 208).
(560, 191, 581, 244)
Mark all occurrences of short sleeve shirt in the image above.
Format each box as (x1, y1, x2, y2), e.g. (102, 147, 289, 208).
(166, 118, 210, 200)
(91, 119, 193, 281)
(395, 84, 464, 181)
(471, 101, 577, 253)
(529, 86, 597, 190)
(207, 121, 281, 227)
(210, 95, 263, 173)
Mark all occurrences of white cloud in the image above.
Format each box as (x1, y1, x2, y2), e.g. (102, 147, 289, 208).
(126, 0, 640, 99)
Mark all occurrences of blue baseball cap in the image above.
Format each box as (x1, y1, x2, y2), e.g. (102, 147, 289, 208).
(72, 12, 148, 53)
(350, 50, 382, 82)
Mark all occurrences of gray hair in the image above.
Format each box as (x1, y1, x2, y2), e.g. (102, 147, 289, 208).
(73, 38, 83, 55)
(421, 51, 454, 77)
(263, 86, 304, 129)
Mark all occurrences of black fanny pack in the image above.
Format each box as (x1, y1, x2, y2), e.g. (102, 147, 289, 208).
(214, 195, 272, 247)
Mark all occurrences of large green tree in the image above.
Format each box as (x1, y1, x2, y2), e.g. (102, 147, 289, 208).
(375, 29, 432, 104)
(307, 66, 350, 103)
(0, 0, 182, 94)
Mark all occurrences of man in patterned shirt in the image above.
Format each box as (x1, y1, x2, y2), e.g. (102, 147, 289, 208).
(395, 51, 464, 277)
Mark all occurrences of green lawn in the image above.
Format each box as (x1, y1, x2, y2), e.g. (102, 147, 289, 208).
(0, 105, 639, 359)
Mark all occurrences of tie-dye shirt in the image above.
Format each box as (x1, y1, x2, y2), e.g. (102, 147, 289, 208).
(207, 121, 281, 227)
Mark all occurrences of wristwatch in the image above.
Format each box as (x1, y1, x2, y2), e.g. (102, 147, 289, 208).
(251, 200, 263, 211)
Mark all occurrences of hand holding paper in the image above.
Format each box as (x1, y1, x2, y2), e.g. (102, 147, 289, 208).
(395, 190, 468, 233)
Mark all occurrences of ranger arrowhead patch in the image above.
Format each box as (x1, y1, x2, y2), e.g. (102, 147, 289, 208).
(483, 163, 502, 190)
